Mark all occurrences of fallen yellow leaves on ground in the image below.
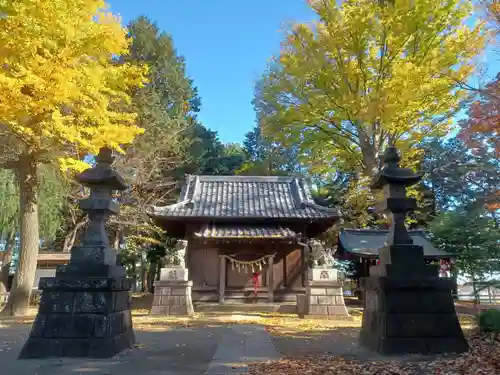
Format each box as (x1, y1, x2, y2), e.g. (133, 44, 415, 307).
(128, 310, 364, 335)
(0, 308, 477, 336)
(249, 332, 500, 375)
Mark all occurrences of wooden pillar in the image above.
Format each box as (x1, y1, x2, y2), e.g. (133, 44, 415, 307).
(267, 255, 274, 303)
(219, 256, 226, 304)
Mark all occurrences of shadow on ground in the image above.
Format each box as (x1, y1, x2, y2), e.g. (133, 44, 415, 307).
(0, 319, 227, 375)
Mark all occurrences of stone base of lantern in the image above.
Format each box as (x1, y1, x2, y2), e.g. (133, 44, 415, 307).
(150, 280, 194, 316)
(19, 272, 135, 359)
(359, 244, 468, 355)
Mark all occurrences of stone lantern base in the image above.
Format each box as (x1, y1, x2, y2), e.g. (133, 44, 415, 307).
(19, 269, 135, 358)
(359, 245, 468, 355)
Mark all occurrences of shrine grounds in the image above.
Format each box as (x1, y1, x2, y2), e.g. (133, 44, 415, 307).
(0, 302, 498, 375)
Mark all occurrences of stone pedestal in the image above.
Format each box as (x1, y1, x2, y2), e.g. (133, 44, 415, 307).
(19, 148, 135, 359)
(360, 245, 468, 354)
(151, 280, 194, 316)
(19, 274, 134, 358)
(298, 267, 350, 319)
(304, 280, 350, 318)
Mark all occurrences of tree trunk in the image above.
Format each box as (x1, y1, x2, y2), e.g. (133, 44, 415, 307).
(0, 230, 15, 294)
(147, 261, 157, 293)
(470, 273, 481, 317)
(131, 261, 137, 292)
(140, 255, 147, 292)
(112, 227, 121, 250)
(471, 276, 478, 303)
(62, 218, 87, 252)
(156, 261, 162, 281)
(1, 156, 39, 316)
(358, 128, 380, 178)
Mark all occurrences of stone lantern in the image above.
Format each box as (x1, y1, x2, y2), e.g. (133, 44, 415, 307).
(20, 147, 135, 359)
(359, 146, 468, 354)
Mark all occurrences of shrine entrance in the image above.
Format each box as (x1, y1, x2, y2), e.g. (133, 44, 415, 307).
(220, 251, 276, 303)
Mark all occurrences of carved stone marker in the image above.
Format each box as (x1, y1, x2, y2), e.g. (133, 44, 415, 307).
(19, 148, 135, 359)
(309, 267, 337, 282)
(150, 240, 194, 316)
(359, 146, 467, 354)
(160, 266, 188, 281)
(298, 267, 350, 319)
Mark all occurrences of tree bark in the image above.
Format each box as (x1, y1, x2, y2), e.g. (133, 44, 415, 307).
(156, 261, 162, 281)
(147, 260, 157, 293)
(62, 218, 87, 252)
(1, 156, 39, 316)
(112, 227, 121, 250)
(131, 261, 137, 292)
(140, 255, 147, 292)
(0, 230, 15, 294)
(358, 128, 380, 178)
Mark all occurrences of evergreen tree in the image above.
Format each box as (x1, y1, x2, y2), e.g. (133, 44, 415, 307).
(430, 207, 500, 294)
(238, 125, 302, 176)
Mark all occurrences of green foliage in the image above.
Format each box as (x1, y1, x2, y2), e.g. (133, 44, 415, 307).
(125, 16, 200, 117)
(177, 122, 222, 175)
(176, 122, 247, 176)
(0, 169, 18, 238)
(255, 0, 485, 179)
(478, 309, 500, 333)
(0, 165, 67, 242)
(312, 172, 381, 228)
(420, 137, 500, 213)
(114, 16, 201, 251)
(238, 125, 302, 176)
(216, 144, 247, 175)
(243, 125, 268, 162)
(420, 138, 471, 212)
(38, 165, 68, 240)
(429, 207, 500, 282)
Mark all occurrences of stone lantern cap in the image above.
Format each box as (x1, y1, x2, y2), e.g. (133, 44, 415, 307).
(371, 146, 422, 189)
(75, 147, 127, 191)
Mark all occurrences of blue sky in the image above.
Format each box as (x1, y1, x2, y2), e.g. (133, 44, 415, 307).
(107, 0, 499, 144)
(107, 0, 315, 143)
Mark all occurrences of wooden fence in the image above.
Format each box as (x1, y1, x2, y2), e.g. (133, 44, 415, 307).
(457, 292, 500, 305)
(0, 291, 42, 306)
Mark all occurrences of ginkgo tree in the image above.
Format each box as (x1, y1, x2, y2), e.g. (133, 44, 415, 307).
(254, 0, 486, 179)
(0, 0, 147, 316)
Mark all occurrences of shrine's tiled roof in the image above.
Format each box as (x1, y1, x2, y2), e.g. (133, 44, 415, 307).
(338, 229, 450, 258)
(194, 224, 297, 239)
(149, 175, 339, 220)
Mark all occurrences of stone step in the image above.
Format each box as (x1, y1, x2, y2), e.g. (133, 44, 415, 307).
(222, 291, 301, 302)
(194, 302, 297, 314)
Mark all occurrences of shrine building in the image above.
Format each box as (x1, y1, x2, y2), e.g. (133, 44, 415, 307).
(148, 175, 340, 303)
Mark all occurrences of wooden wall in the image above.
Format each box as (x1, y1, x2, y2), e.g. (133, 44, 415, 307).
(187, 243, 219, 288)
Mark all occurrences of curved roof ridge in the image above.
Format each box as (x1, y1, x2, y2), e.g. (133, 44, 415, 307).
(196, 175, 296, 182)
(148, 174, 340, 220)
(342, 228, 428, 234)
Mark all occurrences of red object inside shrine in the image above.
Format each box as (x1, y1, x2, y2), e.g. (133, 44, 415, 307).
(252, 272, 260, 298)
